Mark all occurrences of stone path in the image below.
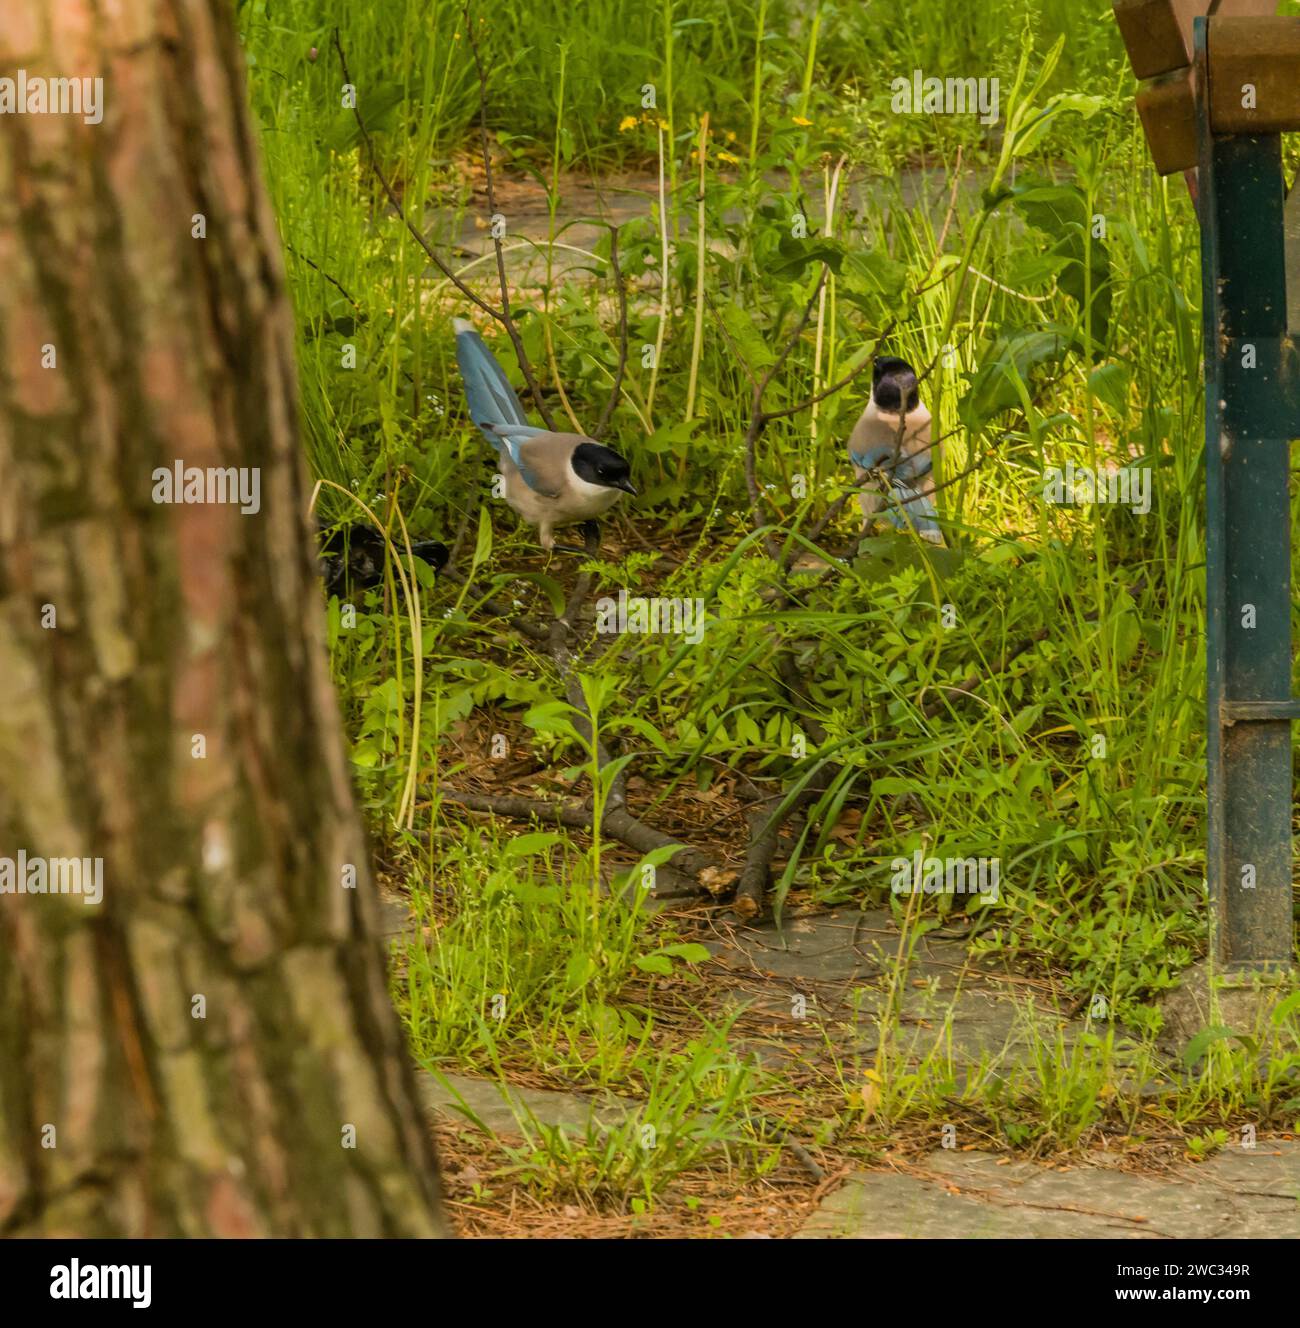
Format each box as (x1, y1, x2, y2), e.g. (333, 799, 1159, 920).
(446, 166, 992, 286)
(706, 908, 1088, 1072)
(418, 1061, 1300, 1238)
(797, 1145, 1300, 1239)
(420, 1067, 637, 1139)
(395, 893, 1300, 1237)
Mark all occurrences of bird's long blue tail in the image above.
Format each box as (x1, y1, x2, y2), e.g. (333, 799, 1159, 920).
(888, 446, 941, 541)
(454, 319, 530, 447)
(851, 440, 943, 543)
(887, 482, 942, 542)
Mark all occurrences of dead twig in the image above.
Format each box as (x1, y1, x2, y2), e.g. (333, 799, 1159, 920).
(460, 3, 555, 427)
(591, 224, 629, 442)
(438, 787, 717, 896)
(332, 24, 553, 426)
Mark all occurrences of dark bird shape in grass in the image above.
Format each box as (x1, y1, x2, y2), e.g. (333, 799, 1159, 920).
(318, 520, 448, 595)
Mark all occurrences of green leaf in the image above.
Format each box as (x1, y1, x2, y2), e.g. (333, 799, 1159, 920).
(473, 506, 493, 567)
(1007, 182, 1087, 236)
(1183, 1025, 1258, 1068)
(770, 234, 844, 279)
(642, 421, 699, 456)
(1010, 704, 1044, 736)
(509, 571, 566, 616)
(634, 954, 674, 975)
(659, 942, 711, 964)
(609, 714, 674, 755)
(503, 831, 565, 859)
(321, 82, 406, 150)
(523, 700, 584, 744)
(565, 951, 598, 990)
(719, 304, 775, 371)
(1088, 362, 1131, 417)
(351, 741, 380, 769)
(1005, 250, 1070, 290)
(1108, 606, 1142, 666)
(959, 327, 1075, 429)
(841, 249, 908, 303)
(1006, 181, 1111, 347)
(1010, 93, 1104, 159)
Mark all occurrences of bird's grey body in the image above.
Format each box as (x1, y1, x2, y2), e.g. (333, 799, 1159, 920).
(454, 319, 634, 550)
(497, 430, 626, 549)
(850, 397, 934, 519)
(848, 355, 942, 544)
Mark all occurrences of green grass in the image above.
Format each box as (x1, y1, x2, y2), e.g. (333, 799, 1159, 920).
(240, 0, 1300, 1206)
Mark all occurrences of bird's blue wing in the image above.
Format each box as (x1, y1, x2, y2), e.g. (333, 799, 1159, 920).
(849, 441, 895, 471)
(894, 447, 932, 486)
(484, 424, 561, 497)
(455, 320, 530, 448)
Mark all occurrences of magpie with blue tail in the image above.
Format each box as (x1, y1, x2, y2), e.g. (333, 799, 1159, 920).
(454, 318, 636, 553)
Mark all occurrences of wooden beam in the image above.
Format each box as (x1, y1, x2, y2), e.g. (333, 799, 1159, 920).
(1114, 1, 1278, 80)
(1208, 17, 1300, 133)
(1114, 0, 1197, 79)
(1114, 5, 1281, 177)
(1136, 69, 1199, 174)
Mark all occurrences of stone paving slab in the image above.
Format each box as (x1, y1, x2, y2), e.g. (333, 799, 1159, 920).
(710, 911, 1084, 1071)
(447, 168, 988, 285)
(419, 1069, 635, 1139)
(797, 1145, 1300, 1239)
(395, 893, 1299, 1238)
(421, 1068, 1300, 1241)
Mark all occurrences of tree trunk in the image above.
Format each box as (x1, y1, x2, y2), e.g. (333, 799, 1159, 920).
(0, 1, 446, 1236)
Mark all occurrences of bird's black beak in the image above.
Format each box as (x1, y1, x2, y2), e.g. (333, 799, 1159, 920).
(614, 478, 638, 496)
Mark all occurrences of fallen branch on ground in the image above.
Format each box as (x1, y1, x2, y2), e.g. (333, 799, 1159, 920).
(438, 787, 718, 897)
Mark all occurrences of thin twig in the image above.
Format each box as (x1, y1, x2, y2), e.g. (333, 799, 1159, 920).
(285, 243, 361, 309)
(331, 25, 552, 424)
(461, 2, 556, 427)
(591, 225, 628, 442)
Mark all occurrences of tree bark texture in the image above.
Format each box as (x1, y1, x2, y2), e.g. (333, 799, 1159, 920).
(0, 0, 446, 1236)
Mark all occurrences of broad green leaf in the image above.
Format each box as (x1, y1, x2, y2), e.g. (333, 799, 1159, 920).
(634, 954, 674, 975)
(1087, 362, 1131, 418)
(503, 831, 565, 859)
(473, 505, 493, 567)
(1011, 93, 1104, 159)
(1183, 1025, 1258, 1068)
(959, 327, 1075, 429)
(659, 942, 711, 964)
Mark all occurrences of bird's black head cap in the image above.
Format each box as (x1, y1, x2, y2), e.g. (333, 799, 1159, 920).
(872, 354, 920, 414)
(572, 442, 637, 495)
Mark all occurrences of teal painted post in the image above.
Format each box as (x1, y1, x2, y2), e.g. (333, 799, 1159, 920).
(1196, 18, 1295, 973)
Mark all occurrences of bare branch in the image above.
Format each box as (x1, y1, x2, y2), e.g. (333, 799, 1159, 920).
(461, 3, 556, 428)
(332, 25, 553, 426)
(332, 28, 503, 326)
(591, 225, 629, 442)
(439, 788, 717, 895)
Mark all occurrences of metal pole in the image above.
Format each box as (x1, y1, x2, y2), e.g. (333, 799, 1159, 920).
(1195, 16, 1295, 974)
